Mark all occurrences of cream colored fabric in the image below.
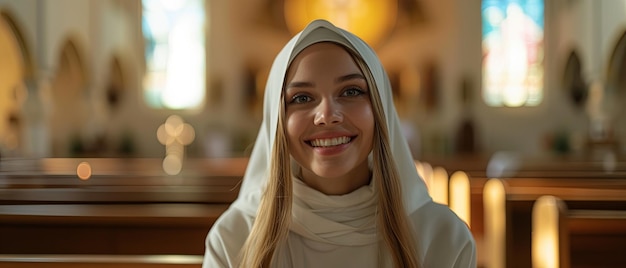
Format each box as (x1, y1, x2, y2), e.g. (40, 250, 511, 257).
(289, 177, 378, 246)
(203, 19, 476, 267)
(204, 197, 476, 267)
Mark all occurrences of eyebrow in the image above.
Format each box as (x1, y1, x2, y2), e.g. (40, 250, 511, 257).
(286, 73, 366, 89)
(336, 73, 366, 83)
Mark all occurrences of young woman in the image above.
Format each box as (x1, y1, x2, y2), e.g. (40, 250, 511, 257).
(203, 19, 476, 268)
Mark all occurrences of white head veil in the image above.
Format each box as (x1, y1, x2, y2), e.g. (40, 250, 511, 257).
(231, 19, 431, 217)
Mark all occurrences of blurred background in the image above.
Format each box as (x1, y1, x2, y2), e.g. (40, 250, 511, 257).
(1, 1, 626, 267)
(0, 0, 623, 161)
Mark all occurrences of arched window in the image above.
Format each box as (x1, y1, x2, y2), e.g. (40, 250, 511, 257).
(142, 0, 206, 110)
(482, 0, 544, 107)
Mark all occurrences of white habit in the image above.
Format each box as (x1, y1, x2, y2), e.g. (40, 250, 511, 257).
(203, 19, 476, 268)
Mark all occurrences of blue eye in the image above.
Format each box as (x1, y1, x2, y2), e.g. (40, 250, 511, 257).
(342, 87, 365, 97)
(290, 94, 312, 104)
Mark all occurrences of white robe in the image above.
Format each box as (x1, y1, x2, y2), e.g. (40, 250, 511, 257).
(203, 185, 475, 267)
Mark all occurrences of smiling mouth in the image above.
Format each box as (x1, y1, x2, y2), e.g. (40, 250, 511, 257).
(308, 136, 353, 147)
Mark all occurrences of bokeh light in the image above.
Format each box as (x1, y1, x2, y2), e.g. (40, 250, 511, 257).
(76, 161, 92, 180)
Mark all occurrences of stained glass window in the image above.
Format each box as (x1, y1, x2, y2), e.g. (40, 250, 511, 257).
(142, 0, 206, 110)
(482, 0, 544, 107)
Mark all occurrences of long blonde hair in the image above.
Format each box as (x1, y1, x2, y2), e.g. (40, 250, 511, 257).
(238, 106, 292, 267)
(238, 45, 419, 268)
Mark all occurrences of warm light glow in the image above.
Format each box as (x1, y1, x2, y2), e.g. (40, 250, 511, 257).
(431, 167, 449, 205)
(163, 154, 183, 175)
(284, 0, 396, 47)
(157, 115, 196, 146)
(484, 178, 506, 268)
(415, 161, 424, 183)
(449, 171, 471, 227)
(416, 162, 433, 190)
(157, 115, 195, 175)
(532, 195, 563, 268)
(76, 161, 92, 180)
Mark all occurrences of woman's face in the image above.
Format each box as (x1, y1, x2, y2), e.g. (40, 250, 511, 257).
(284, 42, 374, 195)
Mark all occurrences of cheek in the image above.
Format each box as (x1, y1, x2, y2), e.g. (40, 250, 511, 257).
(286, 112, 305, 143)
(354, 105, 375, 134)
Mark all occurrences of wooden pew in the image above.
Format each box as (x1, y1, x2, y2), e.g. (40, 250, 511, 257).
(418, 157, 624, 267)
(0, 157, 246, 205)
(0, 158, 249, 177)
(0, 181, 240, 205)
(483, 178, 626, 268)
(422, 154, 626, 176)
(532, 195, 626, 268)
(0, 203, 228, 255)
(566, 210, 626, 267)
(413, 155, 626, 268)
(0, 254, 203, 268)
(0, 158, 247, 257)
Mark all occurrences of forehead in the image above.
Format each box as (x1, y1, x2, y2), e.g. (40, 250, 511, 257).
(292, 41, 348, 58)
(287, 42, 360, 76)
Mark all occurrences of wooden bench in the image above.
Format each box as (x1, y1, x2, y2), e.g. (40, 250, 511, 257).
(532, 195, 626, 268)
(413, 155, 626, 268)
(0, 181, 240, 205)
(0, 158, 246, 205)
(0, 158, 249, 176)
(469, 170, 626, 266)
(483, 178, 626, 268)
(566, 210, 626, 267)
(0, 254, 203, 268)
(0, 203, 228, 255)
(422, 155, 626, 175)
(0, 158, 248, 256)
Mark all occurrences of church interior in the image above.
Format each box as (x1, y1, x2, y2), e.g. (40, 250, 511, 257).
(0, 0, 625, 267)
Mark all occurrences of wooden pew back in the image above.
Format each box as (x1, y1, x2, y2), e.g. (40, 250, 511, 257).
(0, 158, 247, 205)
(0, 254, 203, 268)
(532, 195, 626, 268)
(0, 158, 248, 258)
(484, 178, 626, 268)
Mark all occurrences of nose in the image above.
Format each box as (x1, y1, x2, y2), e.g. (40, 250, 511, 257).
(314, 99, 343, 126)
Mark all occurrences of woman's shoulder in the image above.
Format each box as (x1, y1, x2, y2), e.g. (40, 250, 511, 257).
(409, 201, 469, 231)
(208, 204, 255, 243)
(409, 201, 474, 243)
(408, 201, 477, 267)
(203, 205, 255, 267)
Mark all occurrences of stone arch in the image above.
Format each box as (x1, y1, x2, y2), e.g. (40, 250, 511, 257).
(0, 10, 33, 155)
(95, 54, 130, 157)
(49, 37, 90, 156)
(604, 30, 626, 126)
(562, 49, 587, 108)
(604, 29, 626, 145)
(52, 38, 88, 99)
(0, 10, 35, 78)
(606, 30, 626, 98)
(106, 54, 126, 111)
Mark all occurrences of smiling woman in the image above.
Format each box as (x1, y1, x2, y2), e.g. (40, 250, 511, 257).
(202, 19, 476, 268)
(284, 42, 374, 195)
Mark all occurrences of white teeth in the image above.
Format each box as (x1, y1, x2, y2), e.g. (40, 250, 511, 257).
(310, 136, 351, 147)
